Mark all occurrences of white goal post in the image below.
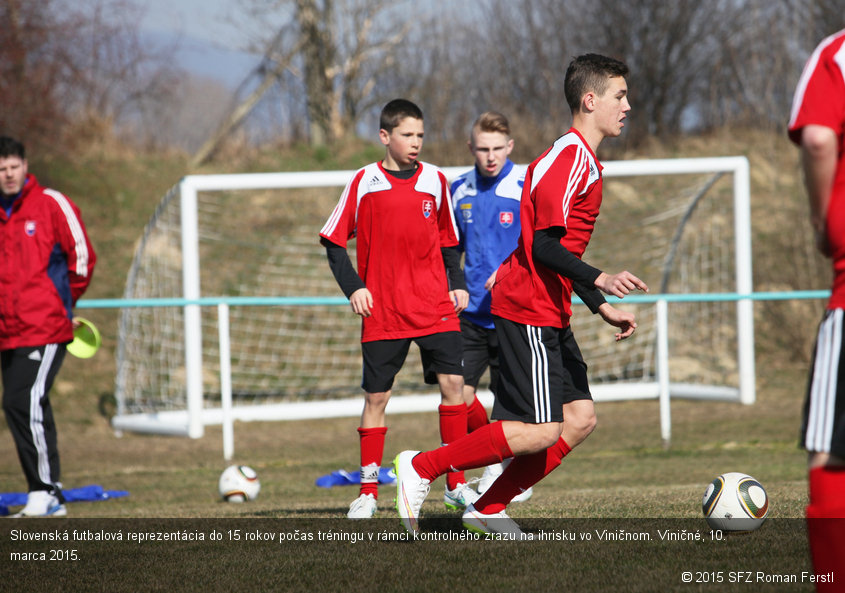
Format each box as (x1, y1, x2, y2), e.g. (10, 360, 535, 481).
(112, 156, 754, 448)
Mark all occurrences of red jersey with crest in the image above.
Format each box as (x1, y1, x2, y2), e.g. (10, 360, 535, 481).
(491, 129, 603, 328)
(320, 161, 461, 342)
(788, 29, 845, 310)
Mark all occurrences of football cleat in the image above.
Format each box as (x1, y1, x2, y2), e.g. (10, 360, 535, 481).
(462, 503, 532, 539)
(347, 493, 377, 519)
(444, 481, 480, 510)
(11, 490, 67, 518)
(394, 451, 430, 534)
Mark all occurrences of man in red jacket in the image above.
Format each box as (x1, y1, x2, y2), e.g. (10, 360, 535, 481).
(0, 136, 96, 517)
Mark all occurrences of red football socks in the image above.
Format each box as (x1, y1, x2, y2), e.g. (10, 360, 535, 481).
(475, 436, 572, 515)
(439, 404, 470, 489)
(805, 466, 845, 592)
(357, 426, 387, 498)
(466, 394, 490, 432)
(412, 421, 513, 482)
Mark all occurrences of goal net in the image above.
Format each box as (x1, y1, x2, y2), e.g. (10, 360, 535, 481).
(113, 158, 753, 438)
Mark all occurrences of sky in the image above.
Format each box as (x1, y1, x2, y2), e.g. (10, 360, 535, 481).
(139, 0, 240, 46)
(137, 0, 262, 88)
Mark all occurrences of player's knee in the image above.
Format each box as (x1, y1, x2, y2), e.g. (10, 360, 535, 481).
(566, 409, 597, 443)
(809, 451, 845, 469)
(581, 412, 598, 437)
(437, 373, 464, 403)
(364, 391, 390, 412)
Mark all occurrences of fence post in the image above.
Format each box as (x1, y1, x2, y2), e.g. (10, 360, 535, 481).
(657, 299, 672, 446)
(218, 303, 234, 460)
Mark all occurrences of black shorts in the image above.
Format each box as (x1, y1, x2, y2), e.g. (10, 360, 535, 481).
(362, 331, 463, 393)
(802, 309, 845, 458)
(491, 317, 591, 424)
(460, 317, 500, 392)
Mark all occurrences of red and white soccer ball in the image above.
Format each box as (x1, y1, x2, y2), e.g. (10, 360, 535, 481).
(218, 465, 261, 503)
(702, 472, 769, 531)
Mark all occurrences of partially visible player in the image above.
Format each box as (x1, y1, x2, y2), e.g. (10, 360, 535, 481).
(788, 28, 845, 592)
(395, 54, 647, 536)
(320, 99, 469, 520)
(0, 136, 97, 517)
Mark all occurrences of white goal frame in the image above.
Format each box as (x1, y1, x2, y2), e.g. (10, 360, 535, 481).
(111, 157, 754, 451)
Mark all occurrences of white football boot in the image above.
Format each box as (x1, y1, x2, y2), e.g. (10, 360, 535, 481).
(11, 490, 67, 518)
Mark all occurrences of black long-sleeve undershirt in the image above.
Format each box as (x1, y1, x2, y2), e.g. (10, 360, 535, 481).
(440, 245, 467, 292)
(532, 226, 607, 314)
(323, 239, 366, 298)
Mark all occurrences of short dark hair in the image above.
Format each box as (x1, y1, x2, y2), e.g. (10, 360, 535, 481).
(0, 136, 25, 160)
(564, 54, 629, 112)
(379, 99, 424, 133)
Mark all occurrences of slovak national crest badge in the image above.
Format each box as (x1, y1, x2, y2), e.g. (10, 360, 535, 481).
(499, 211, 514, 228)
(422, 199, 434, 218)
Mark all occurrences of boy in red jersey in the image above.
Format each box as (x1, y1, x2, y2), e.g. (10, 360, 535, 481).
(788, 28, 845, 592)
(320, 99, 469, 519)
(394, 54, 648, 536)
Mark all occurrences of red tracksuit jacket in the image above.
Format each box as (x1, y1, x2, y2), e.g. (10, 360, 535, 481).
(0, 174, 96, 350)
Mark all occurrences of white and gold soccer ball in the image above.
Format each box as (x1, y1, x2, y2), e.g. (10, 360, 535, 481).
(702, 472, 769, 531)
(218, 465, 261, 502)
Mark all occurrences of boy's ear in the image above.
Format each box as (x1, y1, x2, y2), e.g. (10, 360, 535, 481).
(582, 92, 597, 114)
(379, 128, 391, 146)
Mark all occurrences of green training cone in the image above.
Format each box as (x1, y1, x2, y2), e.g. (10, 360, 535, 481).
(67, 317, 101, 358)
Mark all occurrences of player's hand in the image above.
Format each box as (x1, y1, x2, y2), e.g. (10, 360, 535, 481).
(484, 270, 498, 291)
(349, 288, 373, 318)
(594, 271, 649, 298)
(450, 289, 469, 314)
(597, 303, 637, 341)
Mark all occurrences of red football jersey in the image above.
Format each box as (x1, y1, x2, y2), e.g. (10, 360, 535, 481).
(789, 29, 845, 309)
(491, 129, 603, 328)
(320, 161, 461, 341)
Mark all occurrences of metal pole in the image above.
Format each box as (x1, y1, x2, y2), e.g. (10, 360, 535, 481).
(657, 299, 672, 446)
(219, 304, 234, 460)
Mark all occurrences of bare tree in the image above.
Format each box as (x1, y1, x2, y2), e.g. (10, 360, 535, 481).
(69, 2, 181, 136)
(566, 0, 724, 142)
(0, 0, 69, 150)
(197, 0, 841, 159)
(217, 0, 411, 152)
(295, 0, 339, 145)
(473, 0, 577, 148)
(0, 0, 181, 154)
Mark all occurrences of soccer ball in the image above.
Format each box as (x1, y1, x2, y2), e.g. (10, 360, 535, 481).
(702, 472, 769, 531)
(218, 465, 261, 502)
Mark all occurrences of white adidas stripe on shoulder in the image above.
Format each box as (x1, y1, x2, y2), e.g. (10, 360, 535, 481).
(789, 30, 845, 129)
(44, 189, 89, 277)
